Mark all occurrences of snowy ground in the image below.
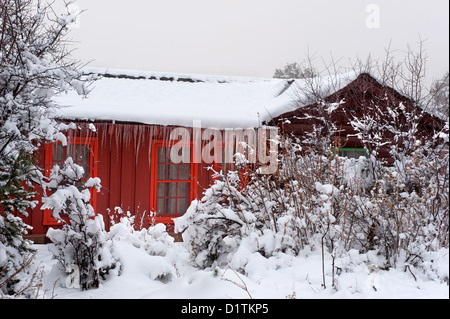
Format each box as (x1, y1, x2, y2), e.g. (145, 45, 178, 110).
(32, 240, 448, 300)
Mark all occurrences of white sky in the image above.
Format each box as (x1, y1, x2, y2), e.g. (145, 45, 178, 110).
(63, 0, 449, 82)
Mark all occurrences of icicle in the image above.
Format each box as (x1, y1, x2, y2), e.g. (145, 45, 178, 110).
(98, 122, 108, 149)
(107, 122, 114, 150)
(148, 126, 154, 172)
(115, 124, 121, 160)
(135, 125, 146, 166)
(123, 124, 131, 149)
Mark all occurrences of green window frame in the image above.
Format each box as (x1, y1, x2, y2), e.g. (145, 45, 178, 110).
(334, 147, 369, 159)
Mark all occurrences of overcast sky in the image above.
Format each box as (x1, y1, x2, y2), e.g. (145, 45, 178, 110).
(63, 0, 449, 82)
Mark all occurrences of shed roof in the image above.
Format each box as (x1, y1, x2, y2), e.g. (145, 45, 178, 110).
(52, 68, 360, 129)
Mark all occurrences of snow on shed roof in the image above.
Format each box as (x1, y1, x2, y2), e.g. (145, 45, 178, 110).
(53, 68, 359, 129)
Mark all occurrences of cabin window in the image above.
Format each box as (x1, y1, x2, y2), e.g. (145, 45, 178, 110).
(337, 148, 368, 159)
(43, 137, 98, 225)
(155, 146, 191, 215)
(150, 141, 197, 224)
(52, 143, 91, 186)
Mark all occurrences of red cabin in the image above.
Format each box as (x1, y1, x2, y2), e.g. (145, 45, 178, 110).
(23, 69, 290, 242)
(21, 69, 447, 243)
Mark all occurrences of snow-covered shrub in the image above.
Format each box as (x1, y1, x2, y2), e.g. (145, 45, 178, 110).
(175, 172, 250, 268)
(44, 158, 119, 290)
(175, 139, 349, 270)
(108, 206, 158, 232)
(108, 213, 178, 280)
(176, 132, 448, 284)
(354, 139, 449, 268)
(0, 214, 36, 296)
(0, 151, 41, 296)
(108, 210, 176, 257)
(347, 92, 449, 267)
(1, 0, 92, 296)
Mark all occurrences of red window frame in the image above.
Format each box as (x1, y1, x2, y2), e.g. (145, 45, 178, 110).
(150, 140, 198, 225)
(43, 136, 98, 226)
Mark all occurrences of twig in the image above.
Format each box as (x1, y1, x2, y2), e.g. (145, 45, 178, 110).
(221, 265, 253, 299)
(405, 265, 417, 282)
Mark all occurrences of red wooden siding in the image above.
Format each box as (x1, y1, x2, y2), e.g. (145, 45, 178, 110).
(26, 122, 215, 236)
(269, 73, 446, 164)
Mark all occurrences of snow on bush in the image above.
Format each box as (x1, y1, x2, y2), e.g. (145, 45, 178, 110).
(107, 210, 178, 281)
(44, 158, 119, 290)
(175, 133, 449, 287)
(0, 213, 39, 297)
(175, 169, 302, 269)
(1, 0, 92, 297)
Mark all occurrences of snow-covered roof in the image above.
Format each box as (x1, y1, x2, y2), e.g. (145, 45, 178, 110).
(53, 68, 359, 129)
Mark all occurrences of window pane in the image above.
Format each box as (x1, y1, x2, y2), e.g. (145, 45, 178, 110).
(177, 198, 189, 214)
(166, 198, 176, 214)
(157, 197, 180, 214)
(179, 165, 190, 180)
(53, 144, 66, 162)
(157, 183, 166, 197)
(157, 164, 166, 180)
(167, 183, 177, 197)
(157, 198, 165, 214)
(157, 182, 179, 198)
(67, 144, 77, 160)
(168, 165, 178, 180)
(77, 144, 90, 162)
(178, 183, 189, 198)
(157, 147, 166, 163)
